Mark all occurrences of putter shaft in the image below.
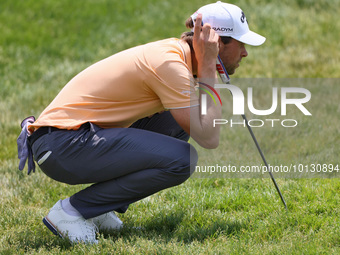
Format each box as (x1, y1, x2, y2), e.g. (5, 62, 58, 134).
(241, 114, 288, 210)
(216, 55, 288, 210)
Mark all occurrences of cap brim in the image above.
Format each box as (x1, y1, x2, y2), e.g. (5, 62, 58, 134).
(233, 31, 266, 46)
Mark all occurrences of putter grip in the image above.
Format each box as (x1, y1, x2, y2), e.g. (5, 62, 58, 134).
(216, 56, 230, 84)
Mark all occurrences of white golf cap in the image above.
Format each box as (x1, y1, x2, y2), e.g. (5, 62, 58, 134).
(191, 1, 266, 46)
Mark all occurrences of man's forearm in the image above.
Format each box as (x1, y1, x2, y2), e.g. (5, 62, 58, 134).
(190, 75, 222, 149)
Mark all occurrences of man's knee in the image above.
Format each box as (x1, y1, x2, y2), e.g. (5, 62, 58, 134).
(167, 143, 198, 185)
(188, 143, 198, 175)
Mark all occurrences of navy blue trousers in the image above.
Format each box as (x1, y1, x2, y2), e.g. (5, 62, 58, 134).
(31, 112, 198, 219)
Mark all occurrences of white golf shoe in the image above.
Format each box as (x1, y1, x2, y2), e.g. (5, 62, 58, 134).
(92, 211, 123, 231)
(43, 200, 98, 244)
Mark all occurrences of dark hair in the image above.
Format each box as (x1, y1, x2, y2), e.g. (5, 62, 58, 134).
(220, 36, 233, 44)
(181, 17, 232, 50)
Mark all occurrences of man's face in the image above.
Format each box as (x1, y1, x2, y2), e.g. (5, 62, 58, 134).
(218, 38, 248, 75)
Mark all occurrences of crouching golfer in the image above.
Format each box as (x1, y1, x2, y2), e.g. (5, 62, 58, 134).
(17, 1, 265, 243)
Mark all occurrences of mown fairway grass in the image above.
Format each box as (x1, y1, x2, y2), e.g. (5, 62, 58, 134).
(1, 0, 339, 254)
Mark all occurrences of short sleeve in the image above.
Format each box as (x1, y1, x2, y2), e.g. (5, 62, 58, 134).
(146, 52, 199, 109)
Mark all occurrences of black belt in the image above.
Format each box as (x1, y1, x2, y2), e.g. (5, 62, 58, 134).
(28, 126, 60, 145)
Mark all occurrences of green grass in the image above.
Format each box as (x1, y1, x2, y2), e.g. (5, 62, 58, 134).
(1, 0, 339, 254)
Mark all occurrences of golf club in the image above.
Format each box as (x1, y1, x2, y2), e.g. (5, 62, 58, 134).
(216, 55, 288, 210)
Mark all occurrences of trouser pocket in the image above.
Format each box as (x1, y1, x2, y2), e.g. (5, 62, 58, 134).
(37, 151, 52, 165)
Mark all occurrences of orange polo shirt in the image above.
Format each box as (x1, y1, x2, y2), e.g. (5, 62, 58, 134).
(29, 38, 198, 131)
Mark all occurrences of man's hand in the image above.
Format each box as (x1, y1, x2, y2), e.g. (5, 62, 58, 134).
(192, 13, 219, 78)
